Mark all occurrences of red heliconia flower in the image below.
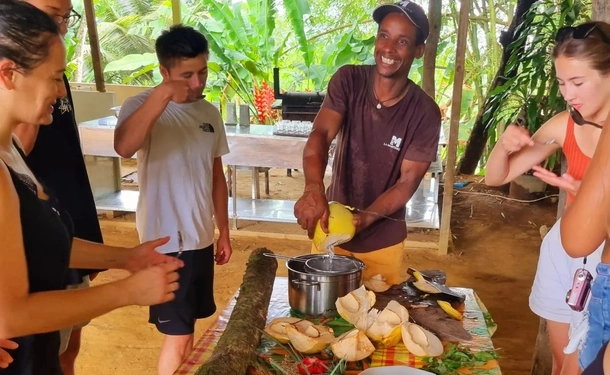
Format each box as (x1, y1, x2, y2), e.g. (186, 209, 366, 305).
(253, 81, 280, 124)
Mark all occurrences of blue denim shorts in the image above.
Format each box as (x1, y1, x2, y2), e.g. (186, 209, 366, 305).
(580, 262, 610, 370)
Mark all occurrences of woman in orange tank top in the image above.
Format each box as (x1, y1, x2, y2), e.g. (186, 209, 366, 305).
(485, 21, 610, 375)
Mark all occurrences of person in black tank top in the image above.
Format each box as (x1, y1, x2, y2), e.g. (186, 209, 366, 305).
(2, 143, 74, 375)
(13, 0, 104, 372)
(0, 4, 183, 373)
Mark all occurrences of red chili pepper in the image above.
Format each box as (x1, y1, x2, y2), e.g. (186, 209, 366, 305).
(297, 357, 328, 375)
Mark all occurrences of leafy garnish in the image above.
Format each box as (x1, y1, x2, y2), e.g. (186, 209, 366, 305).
(422, 344, 500, 375)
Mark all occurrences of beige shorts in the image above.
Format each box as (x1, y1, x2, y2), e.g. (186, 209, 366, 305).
(58, 276, 91, 355)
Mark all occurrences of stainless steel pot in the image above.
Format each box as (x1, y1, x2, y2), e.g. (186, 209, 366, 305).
(287, 254, 364, 316)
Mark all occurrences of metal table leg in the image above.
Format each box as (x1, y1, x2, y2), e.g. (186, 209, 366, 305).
(231, 165, 238, 230)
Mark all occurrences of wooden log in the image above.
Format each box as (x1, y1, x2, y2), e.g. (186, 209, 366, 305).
(195, 248, 278, 375)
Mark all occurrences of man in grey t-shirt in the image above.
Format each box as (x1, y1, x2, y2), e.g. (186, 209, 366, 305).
(114, 26, 232, 375)
(294, 1, 441, 286)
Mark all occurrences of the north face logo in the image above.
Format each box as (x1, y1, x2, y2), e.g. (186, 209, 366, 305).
(199, 123, 215, 133)
(384, 135, 402, 151)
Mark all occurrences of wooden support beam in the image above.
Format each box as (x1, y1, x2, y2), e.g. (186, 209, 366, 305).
(172, 0, 181, 25)
(83, 0, 105, 92)
(438, 0, 470, 255)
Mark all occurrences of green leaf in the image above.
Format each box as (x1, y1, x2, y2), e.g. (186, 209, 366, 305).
(282, 0, 313, 66)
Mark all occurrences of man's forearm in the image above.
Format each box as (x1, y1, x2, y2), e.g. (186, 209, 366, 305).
(114, 88, 170, 158)
(363, 166, 428, 226)
(302, 130, 330, 191)
(70, 238, 128, 270)
(13, 123, 40, 155)
(212, 159, 229, 236)
(365, 180, 419, 222)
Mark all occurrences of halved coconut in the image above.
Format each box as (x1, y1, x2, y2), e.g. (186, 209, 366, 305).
(264, 317, 303, 343)
(365, 301, 410, 347)
(354, 308, 380, 332)
(364, 274, 392, 293)
(401, 322, 444, 357)
(336, 285, 375, 324)
(330, 328, 376, 362)
(285, 320, 335, 354)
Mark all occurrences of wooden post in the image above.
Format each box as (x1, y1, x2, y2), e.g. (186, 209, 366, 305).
(438, 0, 470, 255)
(593, 0, 610, 22)
(82, 0, 105, 92)
(422, 0, 442, 98)
(171, 0, 181, 25)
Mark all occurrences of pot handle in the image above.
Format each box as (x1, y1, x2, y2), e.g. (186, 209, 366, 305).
(291, 279, 320, 288)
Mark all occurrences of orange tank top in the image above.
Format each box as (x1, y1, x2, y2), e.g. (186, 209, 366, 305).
(563, 116, 591, 206)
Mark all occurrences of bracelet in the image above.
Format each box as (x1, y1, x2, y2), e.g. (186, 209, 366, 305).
(304, 189, 326, 194)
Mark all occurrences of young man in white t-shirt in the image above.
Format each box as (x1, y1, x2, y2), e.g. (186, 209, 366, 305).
(114, 25, 232, 375)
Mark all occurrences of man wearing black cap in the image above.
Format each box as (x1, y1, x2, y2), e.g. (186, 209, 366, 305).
(294, 1, 441, 286)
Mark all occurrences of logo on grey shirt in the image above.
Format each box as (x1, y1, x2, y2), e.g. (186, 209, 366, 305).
(199, 123, 215, 133)
(384, 135, 402, 151)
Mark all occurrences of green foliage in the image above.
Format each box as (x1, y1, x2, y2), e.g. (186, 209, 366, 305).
(422, 344, 500, 375)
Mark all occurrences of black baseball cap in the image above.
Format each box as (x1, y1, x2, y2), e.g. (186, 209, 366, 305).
(373, 1, 430, 44)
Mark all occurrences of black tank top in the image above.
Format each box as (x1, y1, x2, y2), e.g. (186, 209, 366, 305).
(1, 144, 73, 375)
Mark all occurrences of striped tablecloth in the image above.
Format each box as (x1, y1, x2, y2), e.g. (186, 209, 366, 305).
(174, 277, 501, 375)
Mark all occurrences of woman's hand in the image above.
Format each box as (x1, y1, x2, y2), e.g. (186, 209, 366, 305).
(498, 124, 535, 153)
(531, 165, 581, 196)
(123, 262, 181, 306)
(124, 236, 184, 273)
(0, 339, 18, 369)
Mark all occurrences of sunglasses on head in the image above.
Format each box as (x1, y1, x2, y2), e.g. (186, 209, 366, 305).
(555, 23, 610, 45)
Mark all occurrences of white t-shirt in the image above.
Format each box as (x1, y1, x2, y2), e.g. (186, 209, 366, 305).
(118, 89, 230, 254)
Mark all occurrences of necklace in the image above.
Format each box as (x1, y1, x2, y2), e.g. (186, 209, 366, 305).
(373, 81, 409, 109)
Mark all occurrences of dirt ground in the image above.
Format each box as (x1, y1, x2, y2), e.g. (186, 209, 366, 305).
(75, 162, 558, 375)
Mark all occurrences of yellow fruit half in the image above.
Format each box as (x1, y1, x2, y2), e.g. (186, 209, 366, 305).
(401, 322, 444, 357)
(364, 274, 392, 293)
(313, 202, 356, 252)
(336, 285, 375, 324)
(438, 301, 463, 320)
(264, 317, 303, 344)
(411, 271, 440, 294)
(285, 320, 335, 354)
(330, 328, 376, 362)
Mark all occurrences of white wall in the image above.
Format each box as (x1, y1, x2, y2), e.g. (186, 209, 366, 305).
(69, 83, 153, 122)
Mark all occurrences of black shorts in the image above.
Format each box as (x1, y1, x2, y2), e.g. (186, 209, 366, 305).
(149, 244, 216, 335)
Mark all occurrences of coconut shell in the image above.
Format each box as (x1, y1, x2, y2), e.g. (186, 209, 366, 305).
(264, 317, 302, 344)
(401, 322, 444, 357)
(285, 321, 334, 354)
(330, 329, 375, 362)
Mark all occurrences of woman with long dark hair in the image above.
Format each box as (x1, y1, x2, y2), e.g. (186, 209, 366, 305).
(0, 1, 183, 373)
